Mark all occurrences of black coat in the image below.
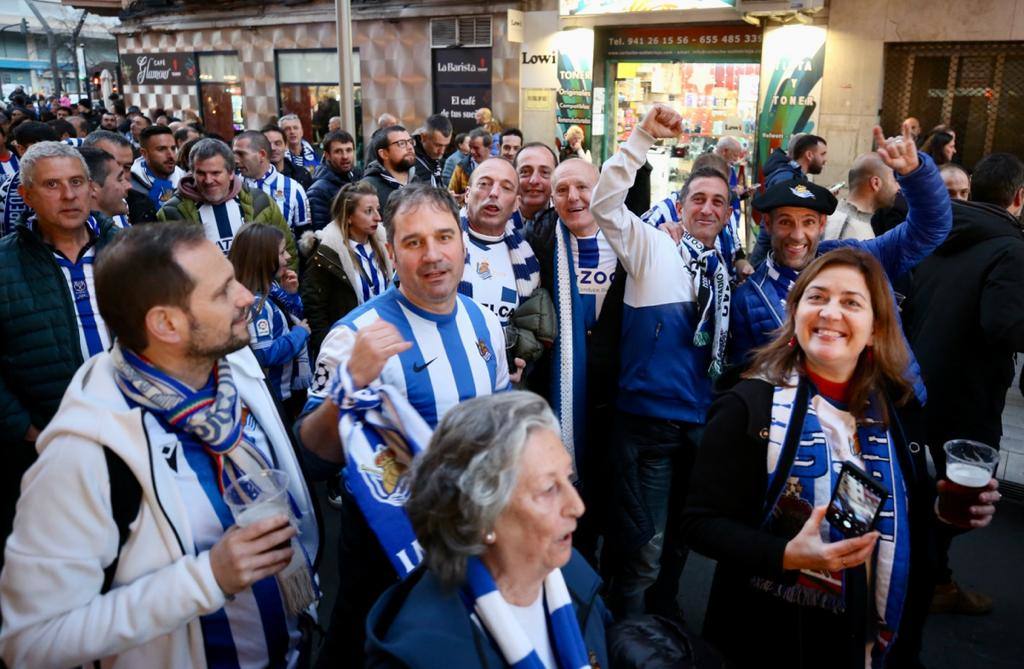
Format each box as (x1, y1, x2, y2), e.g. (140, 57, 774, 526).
(280, 158, 313, 190)
(300, 241, 359, 363)
(681, 378, 936, 668)
(903, 199, 1024, 448)
(307, 162, 362, 232)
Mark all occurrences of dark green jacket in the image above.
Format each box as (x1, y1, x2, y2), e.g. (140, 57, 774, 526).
(0, 214, 119, 445)
(156, 186, 298, 270)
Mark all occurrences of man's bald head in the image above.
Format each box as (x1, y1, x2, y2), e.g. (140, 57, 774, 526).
(552, 159, 598, 236)
(714, 136, 744, 165)
(848, 152, 899, 210)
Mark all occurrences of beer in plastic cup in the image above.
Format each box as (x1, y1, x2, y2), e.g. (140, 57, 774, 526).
(223, 469, 292, 528)
(940, 440, 998, 527)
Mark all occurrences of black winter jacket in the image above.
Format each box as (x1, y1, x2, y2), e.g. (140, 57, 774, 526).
(903, 200, 1024, 448)
(300, 241, 360, 362)
(681, 378, 936, 668)
(360, 161, 405, 210)
(307, 162, 362, 232)
(0, 215, 119, 444)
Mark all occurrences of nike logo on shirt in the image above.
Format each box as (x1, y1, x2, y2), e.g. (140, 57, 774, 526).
(413, 358, 437, 373)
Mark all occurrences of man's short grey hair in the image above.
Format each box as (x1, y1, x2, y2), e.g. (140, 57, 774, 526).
(278, 113, 301, 125)
(381, 182, 460, 246)
(406, 392, 560, 589)
(469, 127, 491, 146)
(19, 141, 89, 188)
(83, 129, 132, 149)
(233, 130, 271, 157)
(714, 136, 742, 155)
(189, 137, 235, 172)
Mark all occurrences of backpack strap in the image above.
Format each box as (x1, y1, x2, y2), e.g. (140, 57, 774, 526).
(101, 446, 142, 594)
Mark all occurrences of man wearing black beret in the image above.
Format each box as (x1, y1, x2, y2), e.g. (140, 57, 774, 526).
(729, 123, 952, 383)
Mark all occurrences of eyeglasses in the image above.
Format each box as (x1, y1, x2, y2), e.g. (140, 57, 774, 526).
(388, 138, 414, 149)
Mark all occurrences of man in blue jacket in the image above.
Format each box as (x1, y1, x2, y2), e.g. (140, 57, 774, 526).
(730, 123, 951, 402)
(307, 131, 361, 231)
(590, 104, 733, 620)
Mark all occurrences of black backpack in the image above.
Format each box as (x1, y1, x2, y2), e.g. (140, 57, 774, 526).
(100, 446, 142, 594)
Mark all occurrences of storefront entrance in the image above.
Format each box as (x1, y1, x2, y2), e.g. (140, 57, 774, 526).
(611, 60, 759, 203)
(597, 25, 762, 206)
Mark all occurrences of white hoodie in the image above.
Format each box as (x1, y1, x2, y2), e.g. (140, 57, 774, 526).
(0, 348, 319, 669)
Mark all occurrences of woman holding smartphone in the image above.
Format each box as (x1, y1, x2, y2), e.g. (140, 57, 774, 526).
(681, 247, 997, 667)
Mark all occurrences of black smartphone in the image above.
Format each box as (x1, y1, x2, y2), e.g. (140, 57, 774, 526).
(826, 461, 889, 537)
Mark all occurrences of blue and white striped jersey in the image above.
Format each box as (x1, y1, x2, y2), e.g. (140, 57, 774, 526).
(249, 166, 311, 236)
(348, 239, 388, 303)
(571, 230, 618, 329)
(306, 286, 509, 428)
(0, 152, 18, 179)
(248, 291, 311, 402)
(198, 198, 246, 255)
(172, 410, 303, 668)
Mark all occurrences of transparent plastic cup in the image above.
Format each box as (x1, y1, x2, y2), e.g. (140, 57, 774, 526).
(940, 440, 998, 527)
(223, 469, 292, 528)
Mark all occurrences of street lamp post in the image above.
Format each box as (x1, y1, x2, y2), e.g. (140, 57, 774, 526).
(335, 0, 356, 135)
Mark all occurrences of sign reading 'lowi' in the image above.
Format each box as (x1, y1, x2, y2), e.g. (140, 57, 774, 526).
(120, 52, 197, 87)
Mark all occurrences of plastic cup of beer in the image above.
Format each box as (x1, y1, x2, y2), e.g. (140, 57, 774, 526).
(223, 469, 293, 529)
(940, 440, 998, 527)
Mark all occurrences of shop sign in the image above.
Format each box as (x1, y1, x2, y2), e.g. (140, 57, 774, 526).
(561, 0, 736, 16)
(520, 11, 560, 89)
(606, 25, 762, 60)
(507, 9, 525, 43)
(433, 47, 493, 135)
(433, 48, 491, 86)
(120, 52, 197, 87)
(756, 24, 827, 180)
(556, 29, 595, 150)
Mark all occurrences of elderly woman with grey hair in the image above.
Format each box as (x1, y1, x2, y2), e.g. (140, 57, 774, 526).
(365, 391, 611, 668)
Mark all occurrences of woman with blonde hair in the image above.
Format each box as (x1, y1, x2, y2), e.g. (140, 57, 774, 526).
(681, 247, 998, 667)
(300, 180, 394, 360)
(560, 124, 592, 164)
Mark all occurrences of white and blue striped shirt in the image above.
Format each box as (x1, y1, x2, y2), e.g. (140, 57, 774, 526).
(0, 152, 18, 179)
(198, 198, 246, 255)
(306, 286, 509, 428)
(348, 239, 388, 303)
(571, 230, 618, 328)
(250, 165, 311, 236)
(171, 410, 302, 668)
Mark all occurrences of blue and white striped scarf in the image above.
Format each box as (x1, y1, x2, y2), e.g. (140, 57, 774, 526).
(462, 556, 591, 669)
(459, 214, 541, 305)
(551, 221, 587, 476)
(331, 365, 433, 578)
(286, 139, 320, 174)
(756, 377, 911, 667)
(680, 231, 729, 379)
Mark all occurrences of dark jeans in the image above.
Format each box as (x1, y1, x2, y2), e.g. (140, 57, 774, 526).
(607, 411, 703, 620)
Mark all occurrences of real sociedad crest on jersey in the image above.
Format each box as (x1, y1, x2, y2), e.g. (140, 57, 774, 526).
(72, 279, 88, 301)
(357, 443, 411, 507)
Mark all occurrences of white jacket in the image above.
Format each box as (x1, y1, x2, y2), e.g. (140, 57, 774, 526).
(0, 348, 319, 669)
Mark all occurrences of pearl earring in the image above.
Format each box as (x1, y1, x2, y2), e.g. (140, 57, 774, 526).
(485, 531, 496, 544)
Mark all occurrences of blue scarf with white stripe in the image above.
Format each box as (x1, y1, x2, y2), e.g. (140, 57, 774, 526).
(286, 140, 319, 173)
(755, 377, 911, 666)
(459, 214, 541, 305)
(331, 366, 433, 578)
(462, 557, 591, 669)
(551, 221, 587, 476)
(1, 172, 25, 236)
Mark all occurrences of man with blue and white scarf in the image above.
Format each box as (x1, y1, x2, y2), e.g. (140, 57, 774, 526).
(0, 223, 320, 668)
(297, 183, 519, 668)
(457, 157, 541, 327)
(526, 158, 625, 565)
(590, 104, 734, 621)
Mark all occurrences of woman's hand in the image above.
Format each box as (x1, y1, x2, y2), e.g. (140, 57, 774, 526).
(279, 269, 299, 294)
(782, 505, 879, 572)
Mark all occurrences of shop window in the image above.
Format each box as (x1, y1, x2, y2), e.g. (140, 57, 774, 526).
(276, 50, 361, 151)
(882, 42, 1024, 169)
(198, 52, 243, 139)
(612, 61, 760, 204)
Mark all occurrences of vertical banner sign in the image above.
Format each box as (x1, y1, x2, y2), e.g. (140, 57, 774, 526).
(756, 25, 827, 180)
(433, 48, 493, 135)
(555, 28, 595, 153)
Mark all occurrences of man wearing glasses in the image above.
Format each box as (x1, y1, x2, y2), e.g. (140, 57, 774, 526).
(361, 125, 416, 209)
